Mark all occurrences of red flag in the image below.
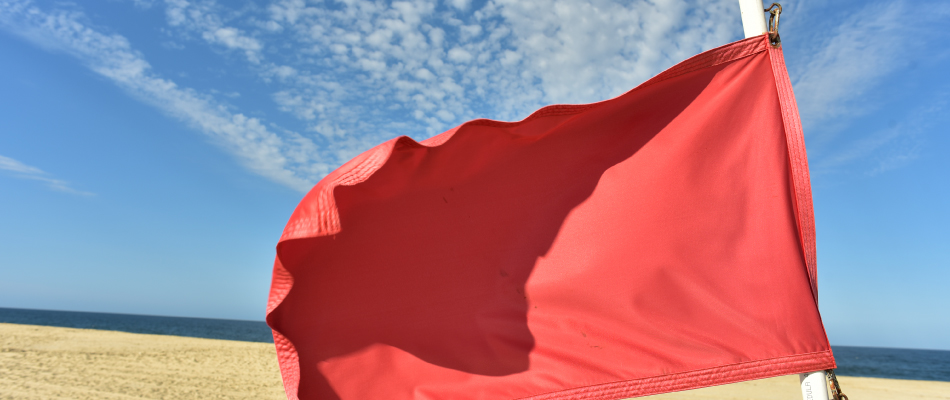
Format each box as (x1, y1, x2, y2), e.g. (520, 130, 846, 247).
(266, 35, 835, 400)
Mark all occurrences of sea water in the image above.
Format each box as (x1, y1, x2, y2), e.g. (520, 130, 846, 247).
(2, 307, 948, 381)
(833, 345, 950, 382)
(0, 307, 272, 343)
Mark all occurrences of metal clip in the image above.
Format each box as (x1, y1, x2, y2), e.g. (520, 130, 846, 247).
(765, 3, 782, 47)
(826, 369, 849, 400)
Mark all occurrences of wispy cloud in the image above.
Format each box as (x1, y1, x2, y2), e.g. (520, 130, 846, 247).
(782, 0, 950, 174)
(813, 92, 946, 176)
(0, 155, 94, 196)
(788, 1, 911, 131)
(0, 0, 326, 192)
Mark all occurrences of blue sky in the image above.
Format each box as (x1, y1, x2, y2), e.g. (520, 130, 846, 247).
(0, 0, 948, 350)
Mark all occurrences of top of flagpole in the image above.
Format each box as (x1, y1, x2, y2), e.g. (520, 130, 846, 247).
(739, 0, 768, 38)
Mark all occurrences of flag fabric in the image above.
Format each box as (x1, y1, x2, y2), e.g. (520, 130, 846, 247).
(266, 34, 835, 400)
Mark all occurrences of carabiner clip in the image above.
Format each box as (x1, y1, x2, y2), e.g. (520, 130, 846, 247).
(826, 369, 849, 400)
(765, 3, 782, 47)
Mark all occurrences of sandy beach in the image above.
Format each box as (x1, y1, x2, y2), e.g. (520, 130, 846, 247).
(1, 323, 284, 399)
(2, 323, 948, 400)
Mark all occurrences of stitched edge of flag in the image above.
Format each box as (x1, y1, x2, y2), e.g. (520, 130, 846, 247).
(767, 43, 819, 303)
(765, 40, 836, 384)
(518, 350, 836, 400)
(266, 34, 774, 400)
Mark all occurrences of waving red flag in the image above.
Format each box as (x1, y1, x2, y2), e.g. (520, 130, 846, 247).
(266, 34, 835, 400)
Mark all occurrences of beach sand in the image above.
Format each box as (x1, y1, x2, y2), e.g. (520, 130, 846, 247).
(1, 323, 284, 399)
(3, 323, 948, 400)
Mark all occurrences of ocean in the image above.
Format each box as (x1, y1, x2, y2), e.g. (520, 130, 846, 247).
(2, 307, 948, 382)
(0, 307, 273, 343)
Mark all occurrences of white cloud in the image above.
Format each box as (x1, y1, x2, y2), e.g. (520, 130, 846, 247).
(268, 0, 307, 26)
(459, 24, 481, 41)
(0, 155, 94, 196)
(447, 47, 473, 63)
(163, 0, 264, 63)
(267, 64, 298, 81)
(206, 26, 262, 51)
(448, 0, 471, 11)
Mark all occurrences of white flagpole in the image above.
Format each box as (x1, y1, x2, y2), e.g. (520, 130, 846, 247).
(800, 370, 832, 400)
(738, 2, 833, 400)
(738, 0, 768, 38)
